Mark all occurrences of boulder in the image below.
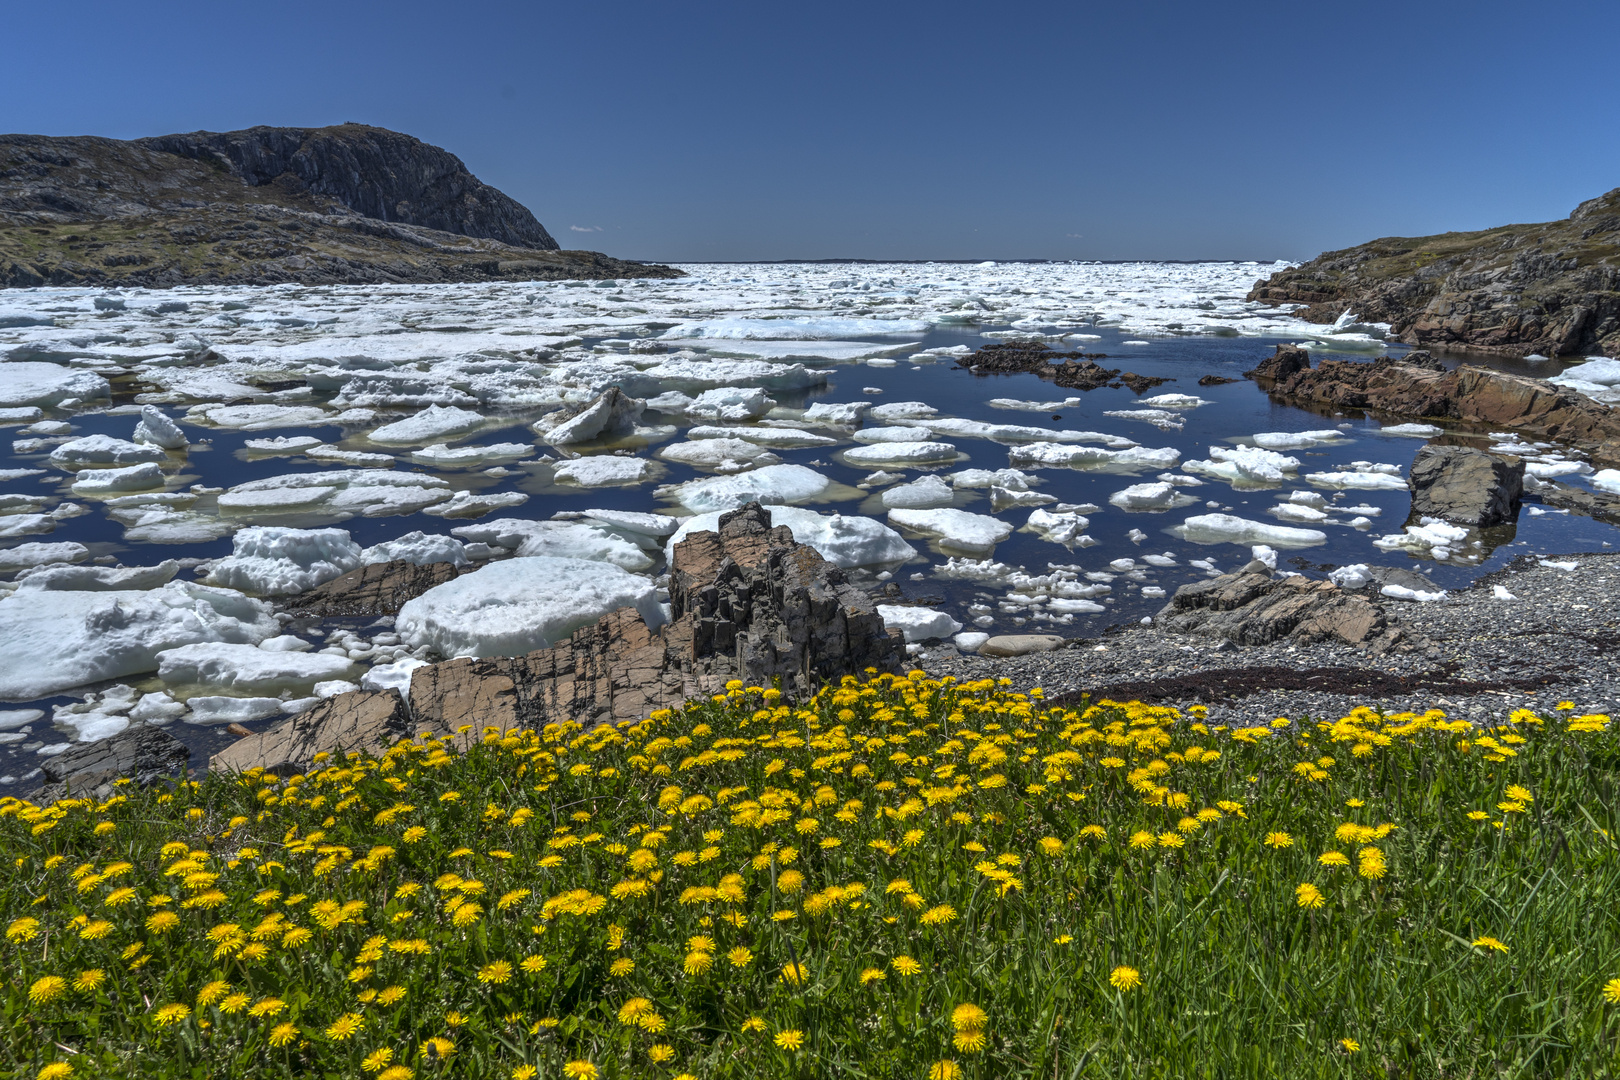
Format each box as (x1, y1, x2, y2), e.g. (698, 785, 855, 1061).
(38, 726, 189, 801)
(409, 503, 905, 731)
(978, 634, 1066, 658)
(1156, 572, 1408, 653)
(208, 689, 414, 776)
(284, 558, 468, 617)
(1408, 445, 1524, 526)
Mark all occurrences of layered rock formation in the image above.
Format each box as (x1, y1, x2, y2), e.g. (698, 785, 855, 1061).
(285, 559, 470, 618)
(210, 504, 903, 775)
(1246, 346, 1620, 467)
(1248, 189, 1620, 356)
(0, 124, 679, 286)
(1155, 571, 1409, 654)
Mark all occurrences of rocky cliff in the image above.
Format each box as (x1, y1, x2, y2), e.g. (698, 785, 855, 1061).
(0, 124, 678, 286)
(1249, 189, 1620, 357)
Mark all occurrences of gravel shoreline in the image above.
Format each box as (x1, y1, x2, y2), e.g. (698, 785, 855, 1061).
(924, 552, 1620, 725)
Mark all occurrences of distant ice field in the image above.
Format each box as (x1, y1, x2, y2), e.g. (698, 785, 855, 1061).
(0, 261, 1615, 777)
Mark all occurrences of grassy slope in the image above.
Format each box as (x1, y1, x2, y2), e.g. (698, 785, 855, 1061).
(4, 674, 1619, 1079)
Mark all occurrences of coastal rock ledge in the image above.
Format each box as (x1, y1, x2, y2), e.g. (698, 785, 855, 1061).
(210, 504, 903, 776)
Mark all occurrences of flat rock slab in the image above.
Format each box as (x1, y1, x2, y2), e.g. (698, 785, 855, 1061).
(38, 725, 189, 801)
(209, 689, 415, 776)
(284, 559, 468, 617)
(979, 634, 1066, 657)
(1156, 571, 1409, 653)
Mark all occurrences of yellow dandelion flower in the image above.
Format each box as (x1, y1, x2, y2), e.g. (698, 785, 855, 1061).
(726, 946, 755, 968)
(648, 1044, 676, 1063)
(512, 1067, 537, 1080)
(452, 902, 483, 928)
(37, 1065, 74, 1080)
(197, 980, 231, 1007)
(952, 1029, 988, 1053)
(73, 969, 106, 993)
(929, 1061, 963, 1080)
(892, 955, 923, 976)
(742, 1016, 768, 1033)
(478, 960, 513, 985)
(1128, 830, 1157, 850)
(79, 919, 113, 940)
(562, 1062, 598, 1080)
(1473, 936, 1509, 953)
(610, 958, 634, 976)
(153, 1003, 191, 1027)
(780, 962, 808, 986)
(1339, 1038, 1361, 1052)
(1109, 965, 1142, 991)
(860, 966, 887, 985)
(361, 1048, 394, 1073)
(378, 986, 407, 1006)
(249, 997, 287, 1017)
(950, 1003, 987, 1032)
(683, 950, 714, 976)
(7, 916, 41, 942)
(1263, 832, 1293, 849)
(1318, 851, 1349, 867)
(105, 886, 138, 907)
(521, 954, 547, 974)
(774, 1029, 805, 1051)
(1602, 978, 1620, 1004)
(920, 904, 958, 926)
(219, 993, 250, 1015)
(377, 1068, 413, 1080)
(325, 1012, 364, 1040)
(419, 1036, 457, 1059)
(1295, 883, 1325, 910)
(29, 976, 67, 1005)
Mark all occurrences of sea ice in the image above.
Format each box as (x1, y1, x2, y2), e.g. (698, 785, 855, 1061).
(1328, 564, 1372, 589)
(1007, 443, 1180, 471)
(218, 470, 453, 519)
(396, 555, 662, 658)
(0, 363, 111, 408)
(660, 438, 782, 471)
(877, 605, 962, 643)
(368, 404, 488, 445)
(0, 580, 277, 699)
(361, 531, 469, 567)
(1380, 423, 1443, 437)
(1183, 446, 1300, 485)
(185, 697, 285, 725)
(362, 658, 431, 701)
(190, 404, 334, 430)
(582, 509, 681, 538)
(685, 425, 836, 448)
(205, 527, 365, 595)
(450, 518, 658, 572)
(156, 643, 359, 692)
(69, 462, 165, 495)
(0, 542, 89, 572)
(881, 475, 955, 509)
(543, 389, 644, 444)
(1108, 481, 1196, 511)
(660, 464, 832, 513)
(1373, 519, 1475, 560)
(132, 405, 188, 450)
(552, 456, 654, 486)
(15, 561, 178, 591)
(1023, 508, 1093, 545)
(407, 442, 533, 468)
(1591, 469, 1620, 494)
(887, 508, 1013, 554)
(49, 435, 165, 469)
(801, 401, 870, 426)
(1305, 468, 1408, 490)
(1250, 430, 1347, 450)
(1173, 513, 1327, 548)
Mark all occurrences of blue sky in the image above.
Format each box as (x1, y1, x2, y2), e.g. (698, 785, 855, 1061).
(6, 0, 1618, 262)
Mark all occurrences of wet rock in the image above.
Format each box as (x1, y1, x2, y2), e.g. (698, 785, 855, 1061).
(1156, 572, 1407, 652)
(1408, 444, 1524, 526)
(208, 689, 413, 775)
(37, 725, 189, 801)
(409, 503, 904, 731)
(1117, 372, 1170, 393)
(1198, 374, 1239, 386)
(958, 342, 1119, 390)
(1531, 477, 1620, 524)
(978, 634, 1065, 658)
(284, 559, 469, 617)
(1245, 347, 1620, 467)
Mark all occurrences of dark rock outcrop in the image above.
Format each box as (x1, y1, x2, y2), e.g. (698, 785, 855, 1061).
(1408, 445, 1524, 527)
(1248, 188, 1620, 357)
(1245, 346, 1620, 467)
(285, 559, 470, 618)
(210, 689, 414, 776)
(0, 125, 680, 287)
(1156, 572, 1408, 653)
(958, 342, 1121, 390)
(1532, 477, 1620, 524)
(38, 726, 189, 800)
(408, 503, 905, 732)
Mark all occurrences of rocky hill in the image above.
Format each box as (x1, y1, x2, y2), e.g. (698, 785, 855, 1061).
(0, 124, 678, 286)
(1249, 189, 1620, 358)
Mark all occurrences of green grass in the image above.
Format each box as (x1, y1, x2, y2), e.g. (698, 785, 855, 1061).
(3, 673, 1619, 1079)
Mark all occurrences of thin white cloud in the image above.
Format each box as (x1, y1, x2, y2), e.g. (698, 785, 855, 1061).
(570, 225, 603, 233)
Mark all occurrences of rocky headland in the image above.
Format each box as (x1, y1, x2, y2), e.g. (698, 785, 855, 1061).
(0, 124, 679, 286)
(1248, 188, 1620, 357)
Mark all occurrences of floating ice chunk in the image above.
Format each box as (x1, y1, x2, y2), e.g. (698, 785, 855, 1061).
(1373, 519, 1474, 560)
(1284, 490, 1329, 508)
(1524, 459, 1591, 478)
(950, 468, 1040, 490)
(1008, 442, 1180, 472)
(1381, 423, 1443, 437)
(1306, 469, 1408, 490)
(361, 531, 469, 567)
(1380, 584, 1447, 603)
(396, 556, 662, 659)
(1126, 528, 1148, 543)
(877, 605, 962, 643)
(660, 438, 782, 471)
(450, 518, 656, 572)
(854, 426, 943, 443)
(192, 404, 334, 431)
(70, 462, 165, 495)
(314, 680, 361, 698)
(1109, 558, 1137, 571)
(989, 485, 1056, 510)
(660, 464, 832, 513)
(258, 634, 312, 652)
(904, 417, 1137, 447)
(157, 642, 359, 692)
(129, 691, 187, 724)
(1183, 446, 1300, 485)
(1250, 430, 1347, 450)
(185, 696, 285, 726)
(1269, 502, 1329, 523)
(0, 541, 89, 572)
(362, 657, 431, 701)
(0, 580, 277, 698)
(0, 363, 111, 408)
(49, 435, 165, 469)
(686, 425, 836, 448)
(665, 506, 914, 569)
(1141, 552, 1177, 567)
(953, 631, 991, 653)
(419, 490, 531, 519)
(1250, 544, 1278, 570)
(888, 508, 1013, 554)
(1173, 513, 1327, 548)
(882, 475, 955, 509)
(988, 397, 1084, 412)
(802, 401, 870, 426)
(1492, 584, 1518, 601)
(1548, 357, 1620, 403)
(552, 456, 653, 487)
(15, 561, 178, 592)
(369, 404, 488, 446)
(1590, 469, 1620, 494)
(684, 387, 773, 421)
(543, 388, 644, 443)
(218, 470, 453, 519)
(662, 316, 930, 340)
(1136, 394, 1209, 409)
(1048, 597, 1105, 613)
(305, 446, 396, 467)
(870, 401, 938, 420)
(407, 442, 533, 468)
(1023, 508, 1092, 545)
(582, 509, 681, 538)
(244, 435, 325, 454)
(206, 527, 364, 596)
(1328, 564, 1372, 589)
(133, 405, 188, 450)
(1104, 408, 1185, 430)
(1108, 481, 1197, 511)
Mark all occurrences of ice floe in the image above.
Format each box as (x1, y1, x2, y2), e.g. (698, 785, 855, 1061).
(878, 605, 962, 642)
(1173, 513, 1327, 548)
(887, 508, 1012, 554)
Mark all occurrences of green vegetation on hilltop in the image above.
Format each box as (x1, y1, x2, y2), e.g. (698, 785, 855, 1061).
(4, 674, 1619, 1078)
